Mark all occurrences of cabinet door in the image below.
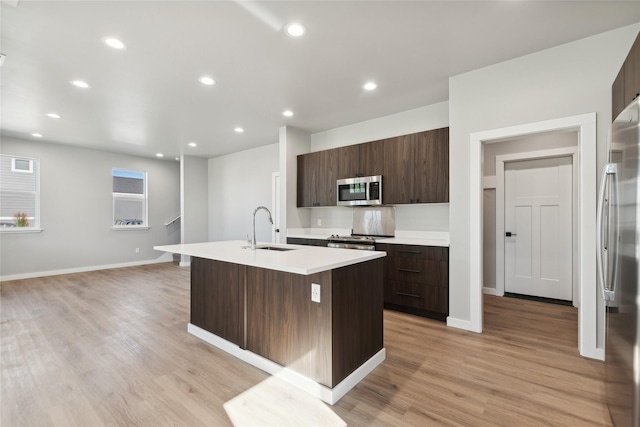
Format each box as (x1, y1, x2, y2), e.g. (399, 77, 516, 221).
(414, 128, 449, 203)
(359, 141, 385, 177)
(623, 33, 640, 109)
(297, 151, 336, 207)
(297, 153, 317, 207)
(190, 258, 242, 346)
(613, 32, 640, 119)
(335, 145, 361, 179)
(383, 135, 414, 204)
(613, 66, 626, 120)
(317, 149, 337, 206)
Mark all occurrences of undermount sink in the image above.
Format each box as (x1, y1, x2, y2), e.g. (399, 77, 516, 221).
(256, 245, 296, 251)
(241, 244, 297, 251)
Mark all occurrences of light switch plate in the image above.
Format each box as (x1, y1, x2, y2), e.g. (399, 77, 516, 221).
(311, 283, 321, 303)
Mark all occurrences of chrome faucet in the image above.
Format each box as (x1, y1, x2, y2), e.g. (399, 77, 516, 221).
(251, 206, 273, 250)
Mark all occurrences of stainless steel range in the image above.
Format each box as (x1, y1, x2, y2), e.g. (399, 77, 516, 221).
(327, 207, 395, 250)
(327, 234, 378, 250)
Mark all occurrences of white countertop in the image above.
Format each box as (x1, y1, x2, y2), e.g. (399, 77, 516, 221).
(154, 240, 386, 275)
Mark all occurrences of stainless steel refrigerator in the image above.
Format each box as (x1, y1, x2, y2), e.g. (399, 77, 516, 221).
(598, 96, 640, 426)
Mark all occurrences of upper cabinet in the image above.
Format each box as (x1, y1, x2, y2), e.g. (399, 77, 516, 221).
(297, 127, 449, 207)
(335, 141, 384, 179)
(384, 128, 449, 204)
(613, 31, 640, 120)
(297, 150, 336, 207)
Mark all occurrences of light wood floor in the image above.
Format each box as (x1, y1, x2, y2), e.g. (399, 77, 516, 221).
(1, 263, 611, 426)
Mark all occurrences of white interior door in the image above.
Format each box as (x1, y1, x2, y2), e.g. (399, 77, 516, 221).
(504, 157, 573, 301)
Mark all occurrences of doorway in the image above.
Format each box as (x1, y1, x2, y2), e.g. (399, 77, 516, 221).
(467, 113, 601, 361)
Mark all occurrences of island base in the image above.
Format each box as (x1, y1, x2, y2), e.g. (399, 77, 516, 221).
(188, 323, 386, 405)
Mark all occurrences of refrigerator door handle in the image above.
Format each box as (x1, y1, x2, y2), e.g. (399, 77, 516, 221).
(596, 162, 617, 302)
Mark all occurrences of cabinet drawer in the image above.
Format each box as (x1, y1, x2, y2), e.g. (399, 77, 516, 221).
(388, 258, 447, 287)
(378, 243, 448, 261)
(384, 280, 448, 314)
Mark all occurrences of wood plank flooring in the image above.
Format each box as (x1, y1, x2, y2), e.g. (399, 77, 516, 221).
(1, 263, 611, 426)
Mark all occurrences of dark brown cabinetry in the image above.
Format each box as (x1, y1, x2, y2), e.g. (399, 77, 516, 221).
(613, 31, 640, 119)
(190, 257, 243, 346)
(297, 150, 337, 207)
(189, 255, 383, 388)
(287, 237, 328, 247)
(297, 127, 449, 207)
(383, 128, 449, 204)
(335, 141, 384, 179)
(376, 243, 448, 321)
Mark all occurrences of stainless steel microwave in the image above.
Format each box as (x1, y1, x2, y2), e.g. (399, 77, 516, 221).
(337, 175, 382, 206)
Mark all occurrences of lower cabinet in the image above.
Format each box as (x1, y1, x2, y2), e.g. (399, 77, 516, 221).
(376, 243, 449, 321)
(286, 237, 328, 247)
(190, 257, 243, 346)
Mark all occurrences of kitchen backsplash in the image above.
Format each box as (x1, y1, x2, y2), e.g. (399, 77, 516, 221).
(309, 204, 449, 232)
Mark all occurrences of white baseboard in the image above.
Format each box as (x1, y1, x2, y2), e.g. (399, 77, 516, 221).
(188, 323, 385, 405)
(483, 287, 502, 296)
(0, 252, 177, 282)
(446, 316, 477, 332)
(581, 346, 605, 361)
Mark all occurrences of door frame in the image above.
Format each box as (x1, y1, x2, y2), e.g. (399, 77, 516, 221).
(271, 172, 281, 243)
(467, 112, 601, 360)
(495, 148, 579, 305)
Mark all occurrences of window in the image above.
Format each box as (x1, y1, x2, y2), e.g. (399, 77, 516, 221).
(0, 154, 40, 230)
(112, 168, 147, 228)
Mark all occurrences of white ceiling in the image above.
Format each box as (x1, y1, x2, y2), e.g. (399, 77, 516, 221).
(2, 1, 639, 159)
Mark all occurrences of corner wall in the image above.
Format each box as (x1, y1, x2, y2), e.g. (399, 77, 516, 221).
(208, 143, 279, 242)
(0, 137, 180, 279)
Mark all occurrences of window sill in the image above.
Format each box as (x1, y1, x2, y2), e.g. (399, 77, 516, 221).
(0, 228, 43, 234)
(111, 226, 150, 231)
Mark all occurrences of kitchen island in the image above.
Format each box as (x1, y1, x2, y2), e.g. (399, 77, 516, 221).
(154, 241, 386, 404)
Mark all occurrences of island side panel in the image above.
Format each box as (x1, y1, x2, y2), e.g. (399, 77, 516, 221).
(331, 258, 384, 386)
(190, 257, 243, 346)
(245, 267, 333, 387)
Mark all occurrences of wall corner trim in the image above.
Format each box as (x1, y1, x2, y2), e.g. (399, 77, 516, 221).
(446, 316, 480, 333)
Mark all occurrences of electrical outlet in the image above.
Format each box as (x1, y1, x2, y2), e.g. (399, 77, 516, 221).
(317, 219, 322, 226)
(135, 248, 140, 254)
(311, 283, 321, 303)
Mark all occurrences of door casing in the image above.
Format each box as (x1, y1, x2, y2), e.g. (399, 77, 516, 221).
(464, 112, 600, 361)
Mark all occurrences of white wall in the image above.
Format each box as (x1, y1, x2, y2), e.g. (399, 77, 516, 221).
(0, 137, 180, 279)
(182, 156, 209, 244)
(208, 143, 279, 243)
(279, 126, 312, 237)
(181, 156, 209, 264)
(448, 24, 640, 326)
(308, 101, 450, 232)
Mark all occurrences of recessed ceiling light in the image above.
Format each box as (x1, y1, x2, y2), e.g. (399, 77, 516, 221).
(282, 110, 294, 117)
(188, 142, 197, 147)
(45, 112, 61, 119)
(155, 153, 164, 158)
(102, 37, 126, 50)
(31, 133, 43, 138)
(199, 76, 215, 86)
(285, 23, 306, 37)
(363, 81, 377, 91)
(70, 80, 90, 89)
(234, 127, 244, 133)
